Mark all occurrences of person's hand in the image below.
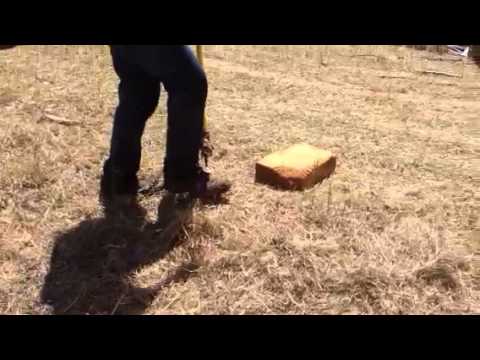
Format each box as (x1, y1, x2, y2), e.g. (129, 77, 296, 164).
(0, 45, 16, 50)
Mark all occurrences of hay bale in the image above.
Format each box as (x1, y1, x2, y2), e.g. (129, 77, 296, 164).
(255, 143, 336, 191)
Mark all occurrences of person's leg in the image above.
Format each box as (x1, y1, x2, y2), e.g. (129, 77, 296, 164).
(102, 47, 161, 201)
(153, 46, 207, 191)
(149, 46, 230, 198)
(107, 46, 231, 202)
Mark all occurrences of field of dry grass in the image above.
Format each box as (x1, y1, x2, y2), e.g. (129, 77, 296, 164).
(0, 45, 479, 314)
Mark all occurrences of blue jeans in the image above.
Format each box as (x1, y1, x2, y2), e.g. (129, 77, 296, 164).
(108, 45, 207, 184)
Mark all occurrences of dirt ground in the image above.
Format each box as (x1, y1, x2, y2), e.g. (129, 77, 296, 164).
(0, 45, 478, 314)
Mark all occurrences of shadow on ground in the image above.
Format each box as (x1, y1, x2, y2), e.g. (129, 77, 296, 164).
(41, 194, 197, 315)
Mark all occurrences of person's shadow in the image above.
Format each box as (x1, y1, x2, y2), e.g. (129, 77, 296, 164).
(40, 194, 198, 315)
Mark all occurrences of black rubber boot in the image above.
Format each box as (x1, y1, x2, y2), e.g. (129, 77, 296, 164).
(164, 168, 231, 205)
(100, 159, 145, 218)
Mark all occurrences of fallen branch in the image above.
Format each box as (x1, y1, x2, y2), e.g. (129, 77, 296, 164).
(350, 54, 381, 58)
(39, 113, 81, 126)
(417, 70, 462, 78)
(379, 75, 412, 79)
(423, 57, 464, 63)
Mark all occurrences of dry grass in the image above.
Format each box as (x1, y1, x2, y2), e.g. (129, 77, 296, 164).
(0, 45, 479, 315)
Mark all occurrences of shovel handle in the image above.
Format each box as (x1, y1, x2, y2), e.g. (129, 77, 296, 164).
(196, 45, 208, 131)
(196, 45, 204, 67)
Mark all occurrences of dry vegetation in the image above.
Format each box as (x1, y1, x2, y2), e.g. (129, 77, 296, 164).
(0, 45, 479, 314)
